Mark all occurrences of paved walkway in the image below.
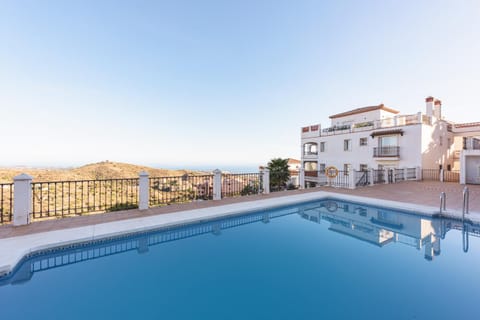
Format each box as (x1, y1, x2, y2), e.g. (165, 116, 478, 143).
(0, 181, 478, 239)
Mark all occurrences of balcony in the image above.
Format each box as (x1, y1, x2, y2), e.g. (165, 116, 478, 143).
(373, 146, 400, 158)
(303, 151, 318, 159)
(305, 170, 318, 177)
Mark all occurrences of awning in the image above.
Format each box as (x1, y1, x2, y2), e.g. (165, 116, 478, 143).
(370, 129, 404, 138)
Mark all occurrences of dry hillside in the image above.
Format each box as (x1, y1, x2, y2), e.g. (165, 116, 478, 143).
(0, 161, 207, 183)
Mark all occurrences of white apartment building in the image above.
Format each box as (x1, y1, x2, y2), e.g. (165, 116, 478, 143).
(300, 96, 480, 186)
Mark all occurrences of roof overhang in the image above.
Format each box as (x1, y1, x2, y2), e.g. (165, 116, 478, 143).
(370, 129, 404, 138)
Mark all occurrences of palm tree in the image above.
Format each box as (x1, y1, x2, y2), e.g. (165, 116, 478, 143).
(267, 158, 290, 191)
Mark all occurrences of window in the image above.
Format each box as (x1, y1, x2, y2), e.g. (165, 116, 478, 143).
(303, 143, 318, 155)
(319, 163, 326, 174)
(344, 139, 352, 151)
(344, 163, 351, 175)
(320, 142, 326, 152)
(379, 136, 397, 148)
(304, 161, 317, 171)
(359, 137, 368, 146)
(359, 164, 368, 172)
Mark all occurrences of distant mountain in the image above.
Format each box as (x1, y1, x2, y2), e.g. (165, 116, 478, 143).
(0, 161, 207, 182)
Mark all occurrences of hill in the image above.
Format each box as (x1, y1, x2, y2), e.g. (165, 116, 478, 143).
(0, 161, 206, 183)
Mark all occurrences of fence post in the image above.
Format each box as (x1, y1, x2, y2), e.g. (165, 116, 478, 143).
(369, 169, 374, 186)
(263, 168, 270, 194)
(440, 169, 444, 182)
(139, 171, 149, 210)
(13, 173, 32, 226)
(299, 167, 305, 189)
(349, 168, 355, 189)
(416, 167, 422, 181)
(213, 169, 222, 200)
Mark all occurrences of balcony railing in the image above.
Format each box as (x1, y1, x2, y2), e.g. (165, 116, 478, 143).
(373, 146, 400, 157)
(301, 113, 427, 138)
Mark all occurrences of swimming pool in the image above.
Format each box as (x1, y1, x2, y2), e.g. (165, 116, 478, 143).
(1, 198, 479, 319)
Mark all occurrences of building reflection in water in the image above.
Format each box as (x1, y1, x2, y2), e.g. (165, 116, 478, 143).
(0, 205, 297, 287)
(2, 198, 479, 287)
(298, 199, 480, 260)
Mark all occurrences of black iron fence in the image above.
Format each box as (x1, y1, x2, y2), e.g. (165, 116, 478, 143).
(0, 183, 13, 224)
(355, 170, 369, 186)
(149, 174, 214, 206)
(373, 146, 400, 157)
(372, 169, 385, 184)
(31, 179, 139, 219)
(222, 173, 261, 197)
(394, 169, 405, 182)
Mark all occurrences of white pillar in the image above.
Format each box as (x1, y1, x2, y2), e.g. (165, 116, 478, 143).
(349, 168, 355, 189)
(13, 173, 32, 226)
(369, 169, 374, 186)
(416, 166, 422, 181)
(440, 169, 444, 182)
(299, 167, 305, 189)
(213, 169, 222, 200)
(263, 168, 270, 194)
(384, 168, 389, 184)
(138, 171, 149, 210)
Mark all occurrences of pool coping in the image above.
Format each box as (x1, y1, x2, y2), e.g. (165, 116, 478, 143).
(1, 191, 479, 277)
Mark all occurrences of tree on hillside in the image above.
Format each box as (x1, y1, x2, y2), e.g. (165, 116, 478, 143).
(267, 158, 290, 191)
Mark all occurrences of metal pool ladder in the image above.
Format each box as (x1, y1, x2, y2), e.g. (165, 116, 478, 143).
(463, 187, 469, 219)
(439, 192, 446, 214)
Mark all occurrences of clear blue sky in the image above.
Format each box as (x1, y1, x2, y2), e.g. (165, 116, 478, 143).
(1, 0, 479, 169)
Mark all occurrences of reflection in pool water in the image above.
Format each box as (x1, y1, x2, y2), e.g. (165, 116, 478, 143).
(1, 198, 479, 319)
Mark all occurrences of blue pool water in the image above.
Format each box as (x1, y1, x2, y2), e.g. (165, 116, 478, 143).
(1, 198, 480, 319)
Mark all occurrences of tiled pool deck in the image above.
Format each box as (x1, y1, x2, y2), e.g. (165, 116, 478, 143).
(1, 181, 480, 276)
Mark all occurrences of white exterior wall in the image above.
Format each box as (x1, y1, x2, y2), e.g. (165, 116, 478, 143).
(420, 120, 453, 169)
(330, 109, 397, 126)
(315, 131, 373, 170)
(301, 98, 480, 185)
(302, 124, 423, 171)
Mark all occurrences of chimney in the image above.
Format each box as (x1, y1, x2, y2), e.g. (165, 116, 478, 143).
(434, 99, 442, 119)
(425, 96, 434, 117)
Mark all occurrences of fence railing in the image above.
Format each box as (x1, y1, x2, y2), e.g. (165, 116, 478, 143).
(373, 146, 400, 157)
(406, 168, 417, 180)
(31, 178, 140, 219)
(0, 183, 13, 224)
(0, 170, 272, 226)
(394, 168, 405, 182)
(372, 169, 385, 184)
(443, 170, 460, 182)
(326, 170, 349, 188)
(422, 169, 441, 181)
(355, 171, 369, 186)
(149, 174, 214, 206)
(222, 173, 261, 196)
